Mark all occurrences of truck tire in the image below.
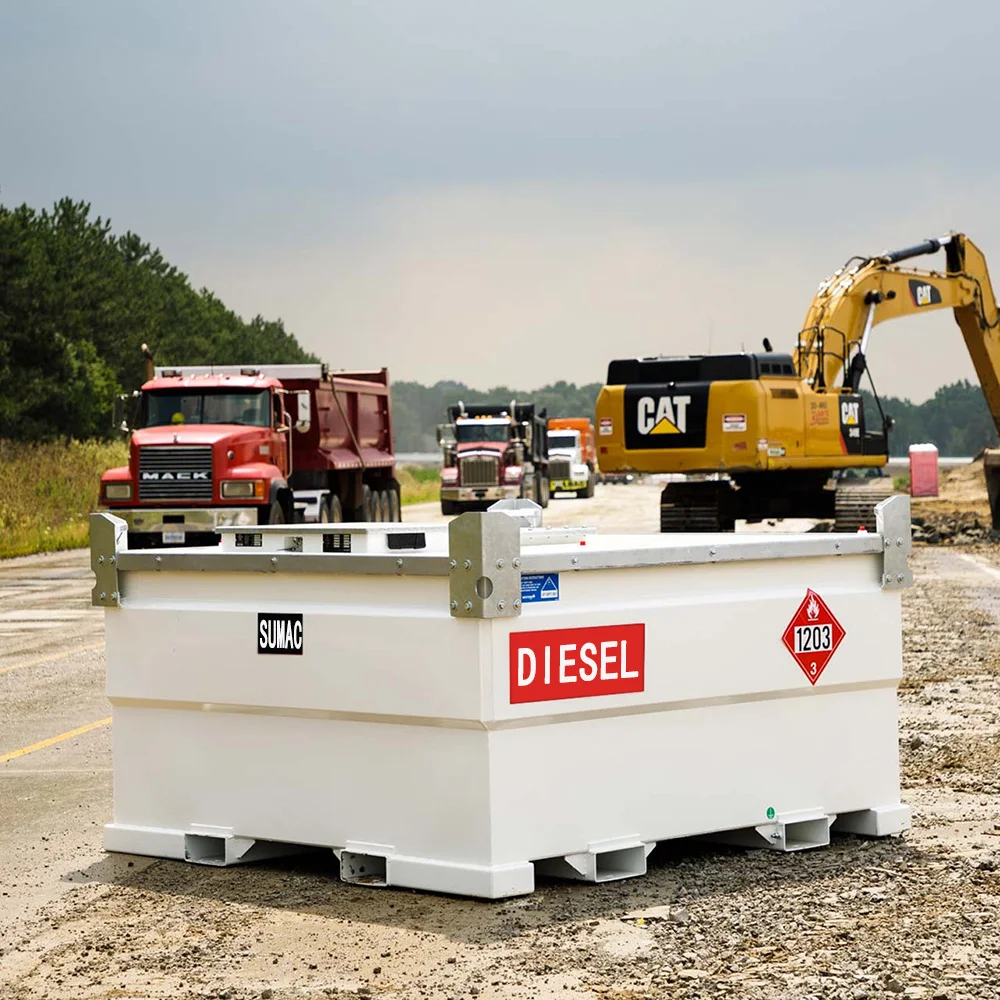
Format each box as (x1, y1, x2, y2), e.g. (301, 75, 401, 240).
(376, 490, 390, 522)
(264, 499, 285, 525)
(537, 474, 550, 508)
(327, 494, 343, 522)
(387, 486, 401, 522)
(441, 499, 459, 515)
(577, 471, 595, 499)
(362, 485, 377, 522)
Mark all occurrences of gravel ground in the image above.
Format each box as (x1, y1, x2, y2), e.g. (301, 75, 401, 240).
(1, 511, 998, 999)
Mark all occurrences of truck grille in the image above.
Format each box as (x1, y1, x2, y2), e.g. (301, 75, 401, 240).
(549, 459, 572, 479)
(460, 455, 499, 487)
(138, 445, 214, 501)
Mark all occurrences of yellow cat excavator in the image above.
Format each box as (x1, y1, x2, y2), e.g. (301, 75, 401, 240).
(595, 233, 1000, 531)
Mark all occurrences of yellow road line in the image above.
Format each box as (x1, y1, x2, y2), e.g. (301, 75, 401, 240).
(0, 640, 104, 678)
(0, 717, 112, 764)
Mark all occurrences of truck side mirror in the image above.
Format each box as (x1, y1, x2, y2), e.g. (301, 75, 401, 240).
(112, 391, 139, 435)
(294, 391, 311, 433)
(436, 423, 456, 446)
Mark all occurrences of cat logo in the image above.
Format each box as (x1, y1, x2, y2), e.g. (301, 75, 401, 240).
(909, 279, 942, 308)
(840, 400, 860, 426)
(637, 395, 691, 436)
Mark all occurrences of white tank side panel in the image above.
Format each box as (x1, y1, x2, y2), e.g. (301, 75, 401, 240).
(485, 687, 900, 862)
(111, 707, 494, 863)
(491, 555, 900, 722)
(106, 573, 485, 720)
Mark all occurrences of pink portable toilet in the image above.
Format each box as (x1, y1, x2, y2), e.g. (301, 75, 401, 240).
(909, 443, 939, 497)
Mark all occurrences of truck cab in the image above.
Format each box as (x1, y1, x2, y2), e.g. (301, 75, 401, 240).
(547, 428, 590, 496)
(547, 417, 596, 498)
(100, 372, 298, 547)
(438, 403, 549, 514)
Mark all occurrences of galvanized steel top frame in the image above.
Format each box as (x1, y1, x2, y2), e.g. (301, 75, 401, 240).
(90, 494, 913, 614)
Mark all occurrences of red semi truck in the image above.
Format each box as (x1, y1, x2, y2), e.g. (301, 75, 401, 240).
(100, 363, 400, 547)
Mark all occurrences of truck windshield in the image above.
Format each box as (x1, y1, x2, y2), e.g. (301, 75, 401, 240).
(548, 433, 577, 450)
(144, 390, 271, 428)
(456, 423, 510, 443)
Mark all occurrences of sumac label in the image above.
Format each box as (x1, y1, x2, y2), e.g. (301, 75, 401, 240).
(509, 623, 645, 704)
(258, 613, 303, 655)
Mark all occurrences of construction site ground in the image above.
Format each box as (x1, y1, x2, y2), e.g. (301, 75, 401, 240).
(1, 476, 999, 999)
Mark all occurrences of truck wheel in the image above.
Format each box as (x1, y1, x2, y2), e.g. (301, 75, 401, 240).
(441, 499, 459, 515)
(387, 487, 401, 522)
(362, 485, 377, 522)
(327, 494, 343, 522)
(537, 474, 550, 508)
(376, 490, 390, 522)
(265, 499, 285, 525)
(587, 472, 596, 498)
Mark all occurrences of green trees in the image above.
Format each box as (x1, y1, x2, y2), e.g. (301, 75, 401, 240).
(865, 381, 998, 456)
(0, 198, 314, 441)
(390, 380, 604, 451)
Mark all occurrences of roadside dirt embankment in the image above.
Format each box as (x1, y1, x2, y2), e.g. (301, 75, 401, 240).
(911, 457, 995, 545)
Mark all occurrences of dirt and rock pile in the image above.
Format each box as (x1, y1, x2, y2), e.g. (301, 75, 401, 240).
(910, 456, 997, 545)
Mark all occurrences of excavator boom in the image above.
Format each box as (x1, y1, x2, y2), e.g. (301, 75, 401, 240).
(796, 233, 1000, 428)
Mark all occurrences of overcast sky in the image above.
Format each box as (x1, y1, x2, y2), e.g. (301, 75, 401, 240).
(3, 1, 1000, 400)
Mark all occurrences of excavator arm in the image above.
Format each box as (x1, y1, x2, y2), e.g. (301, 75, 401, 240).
(795, 233, 1000, 430)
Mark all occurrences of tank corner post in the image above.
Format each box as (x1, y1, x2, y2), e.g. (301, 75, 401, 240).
(90, 512, 128, 608)
(448, 512, 522, 619)
(875, 495, 913, 590)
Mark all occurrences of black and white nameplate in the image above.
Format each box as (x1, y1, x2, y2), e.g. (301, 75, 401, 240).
(258, 613, 304, 655)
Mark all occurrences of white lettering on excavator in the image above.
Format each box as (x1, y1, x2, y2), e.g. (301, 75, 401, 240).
(840, 401, 860, 427)
(915, 284, 932, 306)
(637, 395, 691, 435)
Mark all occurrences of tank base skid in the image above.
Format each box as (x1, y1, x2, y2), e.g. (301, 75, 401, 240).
(105, 801, 908, 899)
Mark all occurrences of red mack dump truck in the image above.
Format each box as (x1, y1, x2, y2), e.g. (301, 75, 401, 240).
(438, 401, 550, 514)
(100, 363, 400, 547)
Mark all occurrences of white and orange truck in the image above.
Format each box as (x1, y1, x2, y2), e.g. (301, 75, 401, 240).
(546, 417, 596, 498)
(100, 363, 400, 547)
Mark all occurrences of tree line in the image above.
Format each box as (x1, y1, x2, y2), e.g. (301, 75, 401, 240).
(865, 381, 998, 457)
(0, 198, 314, 441)
(1, 197, 996, 457)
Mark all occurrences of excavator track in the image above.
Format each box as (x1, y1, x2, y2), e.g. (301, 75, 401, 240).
(833, 477, 895, 532)
(660, 481, 736, 532)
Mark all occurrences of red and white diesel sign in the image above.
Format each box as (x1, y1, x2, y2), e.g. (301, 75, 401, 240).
(509, 623, 645, 704)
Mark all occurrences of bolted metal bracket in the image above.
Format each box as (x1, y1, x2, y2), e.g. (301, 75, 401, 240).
(875, 495, 913, 590)
(90, 512, 128, 608)
(448, 512, 522, 619)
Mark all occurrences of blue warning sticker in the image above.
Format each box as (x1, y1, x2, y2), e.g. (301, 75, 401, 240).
(521, 573, 560, 603)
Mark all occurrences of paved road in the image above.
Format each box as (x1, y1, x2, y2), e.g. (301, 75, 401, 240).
(0, 551, 120, 949)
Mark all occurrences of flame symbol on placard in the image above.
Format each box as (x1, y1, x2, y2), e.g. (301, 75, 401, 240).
(806, 595, 820, 621)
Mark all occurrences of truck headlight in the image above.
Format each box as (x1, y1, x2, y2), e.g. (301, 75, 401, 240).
(504, 465, 522, 483)
(221, 480, 264, 499)
(104, 483, 132, 501)
(441, 467, 458, 483)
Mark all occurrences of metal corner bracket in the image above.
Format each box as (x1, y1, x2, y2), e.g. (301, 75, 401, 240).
(875, 495, 913, 590)
(448, 512, 522, 619)
(90, 512, 128, 608)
